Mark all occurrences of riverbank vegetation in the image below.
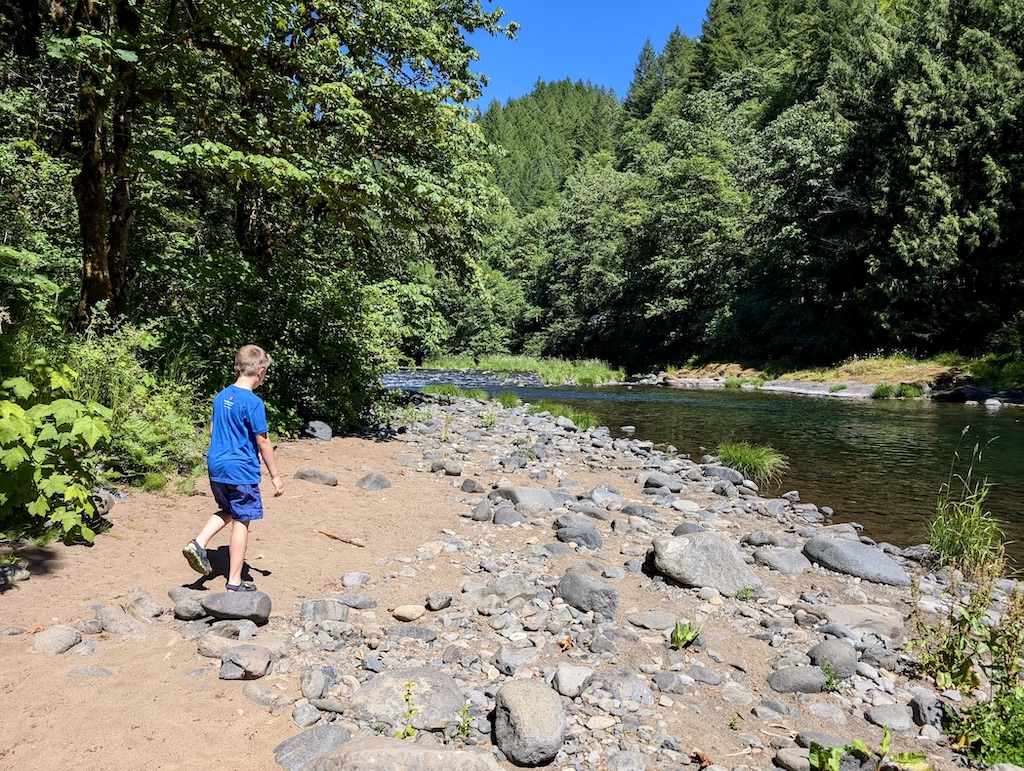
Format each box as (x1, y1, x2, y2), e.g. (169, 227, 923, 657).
(422, 355, 624, 386)
(715, 442, 789, 487)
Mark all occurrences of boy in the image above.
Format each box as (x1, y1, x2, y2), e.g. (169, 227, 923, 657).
(183, 345, 284, 591)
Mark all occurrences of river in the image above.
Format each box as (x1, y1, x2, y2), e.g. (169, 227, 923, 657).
(384, 371, 1024, 565)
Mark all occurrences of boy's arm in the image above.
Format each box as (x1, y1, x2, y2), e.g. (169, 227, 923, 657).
(255, 433, 284, 496)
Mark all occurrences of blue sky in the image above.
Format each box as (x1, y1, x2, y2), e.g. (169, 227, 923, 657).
(469, 1, 710, 109)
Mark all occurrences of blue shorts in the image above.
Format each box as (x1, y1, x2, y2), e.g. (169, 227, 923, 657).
(210, 481, 264, 522)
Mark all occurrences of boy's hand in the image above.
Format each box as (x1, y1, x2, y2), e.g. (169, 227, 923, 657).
(271, 475, 284, 496)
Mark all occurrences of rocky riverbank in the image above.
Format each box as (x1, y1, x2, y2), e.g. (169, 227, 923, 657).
(3, 394, 1019, 770)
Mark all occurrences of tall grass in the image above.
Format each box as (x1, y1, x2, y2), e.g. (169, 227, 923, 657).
(928, 427, 1006, 579)
(421, 354, 624, 386)
(716, 441, 789, 486)
(421, 384, 488, 402)
(495, 392, 522, 409)
(527, 400, 598, 429)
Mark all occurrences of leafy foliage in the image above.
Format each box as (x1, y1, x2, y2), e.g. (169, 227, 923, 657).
(0, 365, 111, 543)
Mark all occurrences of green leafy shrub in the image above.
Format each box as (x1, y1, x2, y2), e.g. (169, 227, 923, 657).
(895, 383, 925, 398)
(0, 365, 111, 543)
(911, 579, 1024, 765)
(716, 441, 789, 486)
(527, 400, 598, 429)
(61, 314, 205, 480)
(828, 383, 847, 393)
(724, 377, 745, 388)
(954, 686, 1024, 766)
(927, 428, 1005, 579)
(871, 383, 895, 399)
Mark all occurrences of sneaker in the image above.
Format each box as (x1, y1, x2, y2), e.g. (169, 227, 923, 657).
(226, 582, 257, 592)
(183, 539, 212, 576)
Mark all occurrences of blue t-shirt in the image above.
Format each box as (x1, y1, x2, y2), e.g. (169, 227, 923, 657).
(207, 384, 268, 484)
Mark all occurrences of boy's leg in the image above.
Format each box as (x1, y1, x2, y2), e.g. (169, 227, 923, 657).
(196, 511, 231, 549)
(227, 519, 251, 587)
(183, 512, 229, 576)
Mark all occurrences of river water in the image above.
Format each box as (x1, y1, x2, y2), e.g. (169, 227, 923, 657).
(385, 370, 1024, 564)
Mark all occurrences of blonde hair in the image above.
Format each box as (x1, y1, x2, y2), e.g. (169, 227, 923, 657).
(234, 345, 271, 377)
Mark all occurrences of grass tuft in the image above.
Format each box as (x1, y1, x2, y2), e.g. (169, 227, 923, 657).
(716, 441, 789, 486)
(495, 391, 522, 409)
(527, 400, 598, 430)
(927, 427, 1006, 579)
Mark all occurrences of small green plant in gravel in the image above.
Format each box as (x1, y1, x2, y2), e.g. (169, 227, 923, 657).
(828, 383, 848, 393)
(479, 410, 498, 429)
(716, 441, 789, 486)
(735, 586, 755, 601)
(669, 619, 702, 649)
(809, 728, 931, 770)
(821, 660, 846, 693)
(729, 713, 741, 730)
(724, 377, 745, 388)
(394, 681, 418, 739)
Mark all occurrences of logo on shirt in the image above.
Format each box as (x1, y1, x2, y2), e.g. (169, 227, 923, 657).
(223, 395, 234, 410)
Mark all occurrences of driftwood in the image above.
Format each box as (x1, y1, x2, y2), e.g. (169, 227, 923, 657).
(315, 529, 365, 548)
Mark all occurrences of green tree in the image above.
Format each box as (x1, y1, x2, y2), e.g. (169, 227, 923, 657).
(4, 0, 511, 328)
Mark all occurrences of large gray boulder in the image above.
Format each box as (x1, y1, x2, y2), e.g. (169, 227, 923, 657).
(303, 736, 502, 771)
(803, 537, 911, 586)
(493, 680, 566, 765)
(273, 725, 350, 771)
(347, 668, 464, 733)
(201, 591, 272, 624)
(652, 532, 764, 596)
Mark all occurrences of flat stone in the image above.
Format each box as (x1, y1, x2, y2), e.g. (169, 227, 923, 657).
(803, 537, 911, 586)
(201, 591, 272, 624)
(767, 667, 826, 694)
(392, 604, 426, 622)
(355, 472, 391, 490)
(32, 625, 82, 654)
(295, 467, 339, 486)
(303, 736, 502, 771)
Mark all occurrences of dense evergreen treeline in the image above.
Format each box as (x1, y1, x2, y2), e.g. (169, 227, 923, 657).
(449, 0, 1024, 372)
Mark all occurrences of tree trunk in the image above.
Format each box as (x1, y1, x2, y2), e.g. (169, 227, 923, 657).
(108, 62, 137, 312)
(73, 73, 111, 330)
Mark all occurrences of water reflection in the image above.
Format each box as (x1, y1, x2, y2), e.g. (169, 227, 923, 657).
(386, 372, 1024, 563)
